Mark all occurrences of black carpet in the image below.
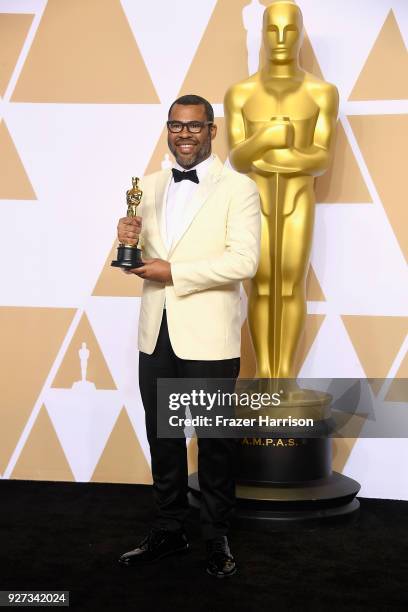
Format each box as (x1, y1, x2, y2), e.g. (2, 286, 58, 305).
(0, 480, 407, 611)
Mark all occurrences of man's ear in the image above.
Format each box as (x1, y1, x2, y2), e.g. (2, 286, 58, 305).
(210, 124, 217, 140)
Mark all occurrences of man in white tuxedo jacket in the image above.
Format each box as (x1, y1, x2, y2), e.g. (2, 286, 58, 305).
(117, 95, 260, 578)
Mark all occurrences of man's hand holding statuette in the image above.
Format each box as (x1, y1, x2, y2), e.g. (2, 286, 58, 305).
(117, 216, 142, 246)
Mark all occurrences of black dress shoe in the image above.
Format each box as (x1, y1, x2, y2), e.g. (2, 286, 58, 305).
(206, 536, 237, 578)
(118, 527, 189, 566)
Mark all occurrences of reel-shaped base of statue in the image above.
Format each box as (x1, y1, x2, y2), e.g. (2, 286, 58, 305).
(111, 245, 144, 269)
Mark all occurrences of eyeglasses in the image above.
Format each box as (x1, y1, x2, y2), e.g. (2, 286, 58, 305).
(166, 120, 213, 134)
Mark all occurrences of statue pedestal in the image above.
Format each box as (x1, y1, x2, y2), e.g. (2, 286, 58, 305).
(188, 469, 360, 524)
(188, 391, 360, 524)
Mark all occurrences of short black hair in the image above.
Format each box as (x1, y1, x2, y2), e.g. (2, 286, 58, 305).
(168, 94, 214, 123)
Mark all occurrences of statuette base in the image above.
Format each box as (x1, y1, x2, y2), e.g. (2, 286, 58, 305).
(111, 245, 144, 269)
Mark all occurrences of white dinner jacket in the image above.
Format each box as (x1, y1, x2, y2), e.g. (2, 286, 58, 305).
(136, 155, 261, 360)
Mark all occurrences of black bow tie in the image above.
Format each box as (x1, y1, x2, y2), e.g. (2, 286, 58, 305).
(172, 167, 199, 184)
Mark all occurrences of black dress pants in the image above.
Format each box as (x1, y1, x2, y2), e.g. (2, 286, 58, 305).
(139, 310, 240, 540)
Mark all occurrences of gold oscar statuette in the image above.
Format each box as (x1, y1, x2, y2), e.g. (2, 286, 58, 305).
(111, 176, 144, 269)
(225, 0, 339, 387)
(220, 1, 361, 514)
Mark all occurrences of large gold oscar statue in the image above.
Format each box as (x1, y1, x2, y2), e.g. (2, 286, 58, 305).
(225, 0, 339, 380)
(211, 0, 361, 520)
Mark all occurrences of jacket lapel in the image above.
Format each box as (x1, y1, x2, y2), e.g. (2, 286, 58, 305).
(154, 169, 171, 258)
(167, 155, 224, 258)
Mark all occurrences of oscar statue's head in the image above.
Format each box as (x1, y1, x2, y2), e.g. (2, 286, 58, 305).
(262, 0, 303, 64)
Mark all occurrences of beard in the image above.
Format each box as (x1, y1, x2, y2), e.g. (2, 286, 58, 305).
(168, 134, 212, 169)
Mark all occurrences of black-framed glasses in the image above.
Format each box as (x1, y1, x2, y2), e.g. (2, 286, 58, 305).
(166, 120, 213, 134)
